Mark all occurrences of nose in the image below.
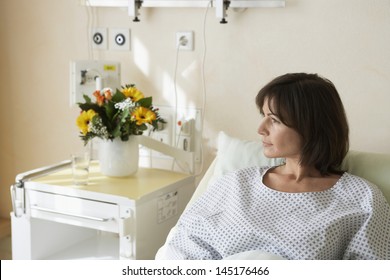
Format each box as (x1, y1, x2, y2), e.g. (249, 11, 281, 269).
(257, 118, 268, 136)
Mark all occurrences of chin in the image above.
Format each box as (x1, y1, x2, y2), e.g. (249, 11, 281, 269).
(263, 150, 277, 159)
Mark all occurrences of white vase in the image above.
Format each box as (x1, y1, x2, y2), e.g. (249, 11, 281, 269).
(98, 137, 139, 177)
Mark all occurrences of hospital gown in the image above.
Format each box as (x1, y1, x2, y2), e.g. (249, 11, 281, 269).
(165, 166, 390, 259)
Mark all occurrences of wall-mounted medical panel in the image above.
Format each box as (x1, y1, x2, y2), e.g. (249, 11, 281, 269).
(81, 0, 285, 8)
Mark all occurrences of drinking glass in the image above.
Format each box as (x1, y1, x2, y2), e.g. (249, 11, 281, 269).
(71, 152, 90, 185)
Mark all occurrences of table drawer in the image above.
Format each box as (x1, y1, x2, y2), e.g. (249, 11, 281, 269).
(27, 190, 119, 232)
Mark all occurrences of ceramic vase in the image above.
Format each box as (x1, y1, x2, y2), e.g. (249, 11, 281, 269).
(98, 137, 139, 177)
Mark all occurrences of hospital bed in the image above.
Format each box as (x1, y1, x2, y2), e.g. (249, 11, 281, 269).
(156, 131, 390, 259)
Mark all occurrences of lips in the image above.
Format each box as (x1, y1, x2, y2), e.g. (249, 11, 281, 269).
(262, 141, 272, 147)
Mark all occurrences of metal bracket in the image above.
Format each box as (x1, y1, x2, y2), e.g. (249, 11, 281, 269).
(119, 207, 135, 259)
(128, 0, 143, 22)
(138, 135, 195, 174)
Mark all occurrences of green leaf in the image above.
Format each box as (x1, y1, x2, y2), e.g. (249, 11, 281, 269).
(137, 97, 152, 108)
(111, 124, 122, 138)
(138, 123, 148, 131)
(120, 109, 130, 122)
(83, 94, 92, 103)
(78, 102, 100, 112)
(112, 89, 126, 103)
(104, 101, 116, 120)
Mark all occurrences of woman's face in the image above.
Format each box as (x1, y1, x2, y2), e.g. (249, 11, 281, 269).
(257, 99, 302, 160)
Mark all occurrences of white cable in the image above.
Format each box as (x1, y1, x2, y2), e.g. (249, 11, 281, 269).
(170, 1, 211, 175)
(170, 38, 182, 171)
(85, 0, 93, 60)
(202, 2, 212, 113)
(91, 5, 98, 60)
(171, 1, 211, 175)
(173, 40, 181, 139)
(87, 0, 98, 60)
(192, 0, 212, 177)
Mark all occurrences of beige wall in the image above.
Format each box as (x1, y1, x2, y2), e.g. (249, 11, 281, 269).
(1, 0, 390, 218)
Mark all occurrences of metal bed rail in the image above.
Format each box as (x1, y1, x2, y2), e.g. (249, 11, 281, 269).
(10, 160, 72, 218)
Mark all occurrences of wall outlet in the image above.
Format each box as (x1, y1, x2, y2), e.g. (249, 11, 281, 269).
(140, 113, 173, 160)
(176, 31, 194, 51)
(176, 135, 192, 152)
(175, 108, 202, 162)
(109, 28, 131, 51)
(150, 114, 173, 146)
(145, 106, 202, 162)
(91, 28, 107, 50)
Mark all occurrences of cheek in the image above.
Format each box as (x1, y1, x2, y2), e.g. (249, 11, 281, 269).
(273, 129, 302, 151)
(283, 133, 302, 152)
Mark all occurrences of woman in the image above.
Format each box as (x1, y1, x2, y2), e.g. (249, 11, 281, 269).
(164, 73, 390, 259)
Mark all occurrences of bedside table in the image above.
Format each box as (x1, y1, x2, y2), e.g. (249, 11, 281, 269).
(10, 161, 195, 260)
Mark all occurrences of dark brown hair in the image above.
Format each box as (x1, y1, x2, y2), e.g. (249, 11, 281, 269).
(256, 73, 349, 175)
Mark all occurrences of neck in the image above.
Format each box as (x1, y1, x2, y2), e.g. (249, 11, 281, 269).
(280, 158, 321, 181)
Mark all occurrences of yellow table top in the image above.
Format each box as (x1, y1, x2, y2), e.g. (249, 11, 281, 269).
(29, 162, 193, 200)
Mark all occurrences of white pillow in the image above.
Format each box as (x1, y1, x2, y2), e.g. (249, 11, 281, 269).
(212, 131, 283, 181)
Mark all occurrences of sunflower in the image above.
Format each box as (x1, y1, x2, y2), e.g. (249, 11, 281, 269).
(121, 85, 144, 102)
(132, 107, 157, 125)
(76, 109, 96, 135)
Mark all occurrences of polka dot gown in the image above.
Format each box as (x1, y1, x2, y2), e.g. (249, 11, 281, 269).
(165, 166, 390, 259)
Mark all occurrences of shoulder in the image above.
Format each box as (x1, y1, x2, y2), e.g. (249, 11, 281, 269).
(220, 165, 270, 184)
(205, 166, 270, 194)
(185, 166, 270, 217)
(341, 172, 381, 192)
(338, 172, 388, 207)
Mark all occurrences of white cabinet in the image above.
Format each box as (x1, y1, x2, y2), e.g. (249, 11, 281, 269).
(10, 162, 195, 260)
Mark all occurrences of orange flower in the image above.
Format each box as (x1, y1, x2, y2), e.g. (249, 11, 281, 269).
(102, 88, 112, 100)
(93, 90, 105, 106)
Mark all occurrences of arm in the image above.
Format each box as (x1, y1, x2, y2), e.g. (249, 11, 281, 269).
(343, 186, 390, 259)
(159, 171, 238, 260)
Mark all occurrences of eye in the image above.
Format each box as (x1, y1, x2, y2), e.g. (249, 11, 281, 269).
(270, 117, 280, 124)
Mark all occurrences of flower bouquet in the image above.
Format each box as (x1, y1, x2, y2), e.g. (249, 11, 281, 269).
(76, 84, 165, 176)
(76, 84, 165, 144)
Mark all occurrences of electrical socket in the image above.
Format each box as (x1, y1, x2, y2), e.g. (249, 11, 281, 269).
(177, 135, 192, 152)
(141, 106, 202, 163)
(152, 132, 171, 145)
(109, 28, 131, 51)
(91, 28, 107, 50)
(141, 113, 173, 161)
(177, 119, 194, 136)
(176, 31, 194, 51)
(150, 114, 172, 146)
(174, 108, 202, 162)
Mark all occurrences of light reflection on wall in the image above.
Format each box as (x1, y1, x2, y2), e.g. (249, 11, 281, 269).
(134, 34, 199, 110)
(133, 37, 150, 76)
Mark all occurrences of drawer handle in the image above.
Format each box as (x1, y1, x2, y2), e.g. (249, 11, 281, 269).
(31, 205, 112, 222)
